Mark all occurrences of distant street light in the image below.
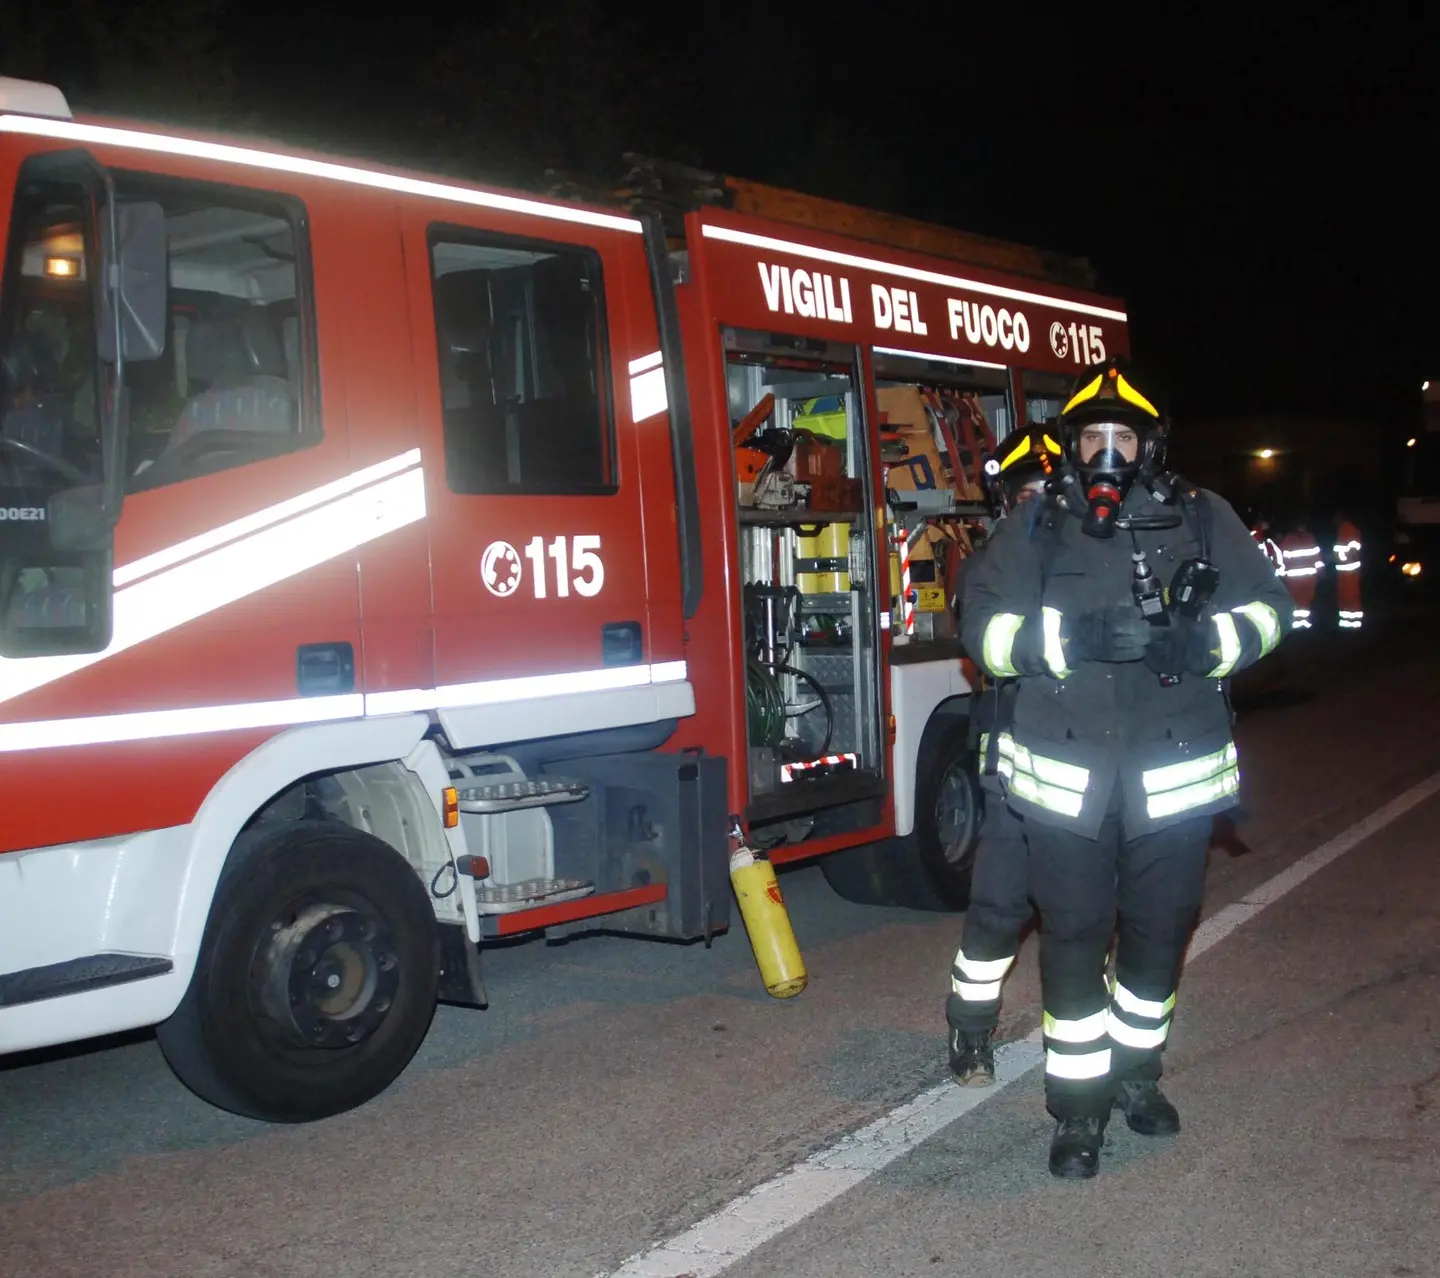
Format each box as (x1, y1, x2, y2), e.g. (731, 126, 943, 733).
(1258, 448, 1274, 459)
(1407, 438, 1418, 448)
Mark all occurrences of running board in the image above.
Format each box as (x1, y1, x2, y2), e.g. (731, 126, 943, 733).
(480, 882, 669, 939)
(0, 953, 173, 1009)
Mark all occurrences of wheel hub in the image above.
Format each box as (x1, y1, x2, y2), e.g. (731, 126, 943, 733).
(258, 902, 400, 1049)
(935, 764, 977, 867)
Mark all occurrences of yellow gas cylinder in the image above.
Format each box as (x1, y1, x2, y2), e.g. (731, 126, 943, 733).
(729, 846, 808, 998)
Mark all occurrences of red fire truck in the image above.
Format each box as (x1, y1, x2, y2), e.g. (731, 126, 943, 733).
(0, 76, 1129, 1120)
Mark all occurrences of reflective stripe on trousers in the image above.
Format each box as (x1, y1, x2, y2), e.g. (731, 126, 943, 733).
(1108, 979, 1176, 1051)
(1043, 1009, 1111, 1081)
(951, 948, 1015, 1003)
(1141, 742, 1240, 820)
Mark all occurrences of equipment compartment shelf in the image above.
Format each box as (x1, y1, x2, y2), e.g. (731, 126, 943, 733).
(737, 507, 865, 527)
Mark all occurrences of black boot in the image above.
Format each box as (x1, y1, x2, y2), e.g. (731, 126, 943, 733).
(1113, 1079, 1180, 1136)
(948, 1028, 995, 1086)
(1048, 1114, 1107, 1179)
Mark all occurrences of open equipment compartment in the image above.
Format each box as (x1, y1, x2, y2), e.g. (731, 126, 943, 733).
(724, 327, 884, 822)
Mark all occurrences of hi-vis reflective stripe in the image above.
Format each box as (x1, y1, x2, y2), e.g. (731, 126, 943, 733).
(981, 612, 1025, 677)
(1106, 1012, 1169, 1049)
(997, 733, 1089, 819)
(1206, 612, 1242, 678)
(628, 350, 668, 422)
(1046, 1048, 1112, 1080)
(700, 224, 1128, 322)
(1042, 1009, 1108, 1044)
(1111, 982, 1176, 1020)
(0, 452, 426, 710)
(951, 950, 1015, 1002)
(1041, 606, 1070, 679)
(0, 661, 691, 753)
(0, 114, 643, 235)
(1282, 546, 1321, 559)
(1142, 742, 1240, 819)
(1233, 601, 1281, 657)
(1335, 561, 1361, 572)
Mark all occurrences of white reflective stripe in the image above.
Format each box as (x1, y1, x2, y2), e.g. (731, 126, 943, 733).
(1006, 736, 1089, 819)
(981, 613, 1026, 677)
(1027, 751, 1090, 793)
(1106, 1012, 1170, 1049)
(1283, 565, 1317, 577)
(1339, 619, 1363, 628)
(1041, 606, 1070, 678)
(1232, 601, 1281, 657)
(1282, 546, 1321, 558)
(1146, 766, 1240, 819)
(0, 114, 643, 234)
(1294, 617, 1312, 628)
(1338, 611, 1365, 619)
(113, 449, 422, 589)
(701, 223, 1128, 322)
(628, 350, 664, 375)
(1045, 1047, 1112, 1080)
(1335, 561, 1361, 571)
(952, 977, 1003, 1002)
(1042, 1009, 1109, 1043)
(0, 459, 426, 709)
(1009, 771, 1084, 818)
(955, 952, 1015, 983)
(1333, 540, 1361, 555)
(1111, 982, 1175, 1020)
(1142, 743, 1237, 796)
(0, 661, 690, 753)
(1206, 612, 1242, 678)
(629, 364, 668, 422)
(1293, 609, 1311, 617)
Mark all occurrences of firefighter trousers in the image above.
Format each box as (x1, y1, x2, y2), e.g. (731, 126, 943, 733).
(1025, 796, 1210, 1120)
(946, 791, 1033, 1036)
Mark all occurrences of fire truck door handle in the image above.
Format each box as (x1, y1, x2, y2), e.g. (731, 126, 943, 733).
(296, 642, 356, 696)
(601, 621, 643, 666)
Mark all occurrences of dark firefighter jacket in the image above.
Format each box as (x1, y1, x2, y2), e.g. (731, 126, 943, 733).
(959, 482, 1293, 838)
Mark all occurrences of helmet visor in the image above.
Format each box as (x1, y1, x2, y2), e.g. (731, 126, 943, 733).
(1074, 420, 1141, 468)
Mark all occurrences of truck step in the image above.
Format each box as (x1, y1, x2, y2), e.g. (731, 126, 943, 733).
(472, 877, 596, 914)
(456, 778, 590, 814)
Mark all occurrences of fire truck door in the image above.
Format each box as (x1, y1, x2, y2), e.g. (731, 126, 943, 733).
(402, 212, 680, 749)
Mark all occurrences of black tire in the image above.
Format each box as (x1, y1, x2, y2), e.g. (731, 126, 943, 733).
(157, 820, 440, 1123)
(821, 721, 980, 912)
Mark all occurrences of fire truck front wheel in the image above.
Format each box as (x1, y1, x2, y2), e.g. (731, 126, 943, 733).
(820, 722, 979, 912)
(157, 820, 441, 1123)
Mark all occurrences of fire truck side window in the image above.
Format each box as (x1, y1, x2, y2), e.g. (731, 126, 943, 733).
(428, 230, 613, 495)
(119, 177, 315, 492)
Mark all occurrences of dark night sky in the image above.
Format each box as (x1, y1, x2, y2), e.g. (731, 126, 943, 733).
(31, 4, 1440, 432)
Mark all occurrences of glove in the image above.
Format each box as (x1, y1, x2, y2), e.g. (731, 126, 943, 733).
(1065, 605, 1152, 663)
(1143, 616, 1219, 676)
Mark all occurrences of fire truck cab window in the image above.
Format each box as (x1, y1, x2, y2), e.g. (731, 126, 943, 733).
(429, 232, 612, 495)
(118, 180, 314, 492)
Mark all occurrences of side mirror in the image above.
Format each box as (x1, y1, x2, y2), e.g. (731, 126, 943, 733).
(97, 200, 167, 364)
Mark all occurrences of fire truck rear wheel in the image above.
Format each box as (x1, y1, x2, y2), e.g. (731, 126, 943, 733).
(820, 722, 978, 911)
(157, 820, 440, 1123)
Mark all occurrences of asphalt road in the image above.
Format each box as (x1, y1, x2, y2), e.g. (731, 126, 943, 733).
(2, 613, 1438, 1278)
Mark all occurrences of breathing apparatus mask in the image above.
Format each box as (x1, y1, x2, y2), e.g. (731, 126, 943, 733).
(1055, 360, 1171, 539)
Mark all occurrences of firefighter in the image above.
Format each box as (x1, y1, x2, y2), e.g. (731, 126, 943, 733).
(947, 424, 1061, 1087)
(960, 359, 1292, 1178)
(1279, 522, 1322, 630)
(1250, 518, 1285, 579)
(1333, 512, 1363, 630)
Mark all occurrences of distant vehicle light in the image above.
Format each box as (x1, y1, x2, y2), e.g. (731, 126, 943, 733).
(1425, 381, 1432, 391)
(1401, 561, 1422, 577)
(1258, 448, 1274, 459)
(1407, 437, 1418, 448)
(1389, 554, 1397, 562)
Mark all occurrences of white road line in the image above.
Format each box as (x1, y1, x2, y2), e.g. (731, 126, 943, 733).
(602, 769, 1440, 1278)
